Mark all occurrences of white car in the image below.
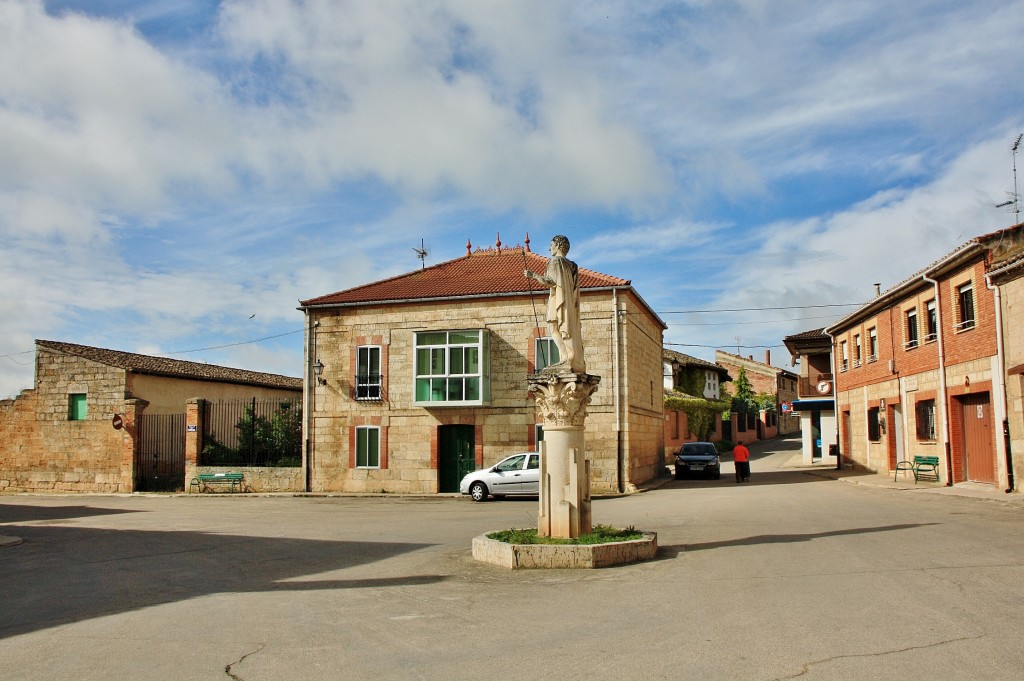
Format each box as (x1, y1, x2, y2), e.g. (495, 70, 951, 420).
(459, 452, 540, 502)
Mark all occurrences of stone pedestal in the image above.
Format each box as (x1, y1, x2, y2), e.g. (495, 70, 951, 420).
(528, 372, 600, 538)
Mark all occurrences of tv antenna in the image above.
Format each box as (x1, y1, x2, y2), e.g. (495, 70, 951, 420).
(995, 133, 1022, 225)
(412, 238, 430, 269)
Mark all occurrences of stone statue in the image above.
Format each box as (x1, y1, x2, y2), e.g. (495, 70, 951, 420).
(525, 235, 586, 374)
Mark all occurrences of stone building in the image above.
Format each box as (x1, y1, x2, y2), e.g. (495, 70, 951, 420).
(0, 340, 301, 493)
(825, 224, 1024, 490)
(298, 240, 666, 495)
(662, 349, 731, 454)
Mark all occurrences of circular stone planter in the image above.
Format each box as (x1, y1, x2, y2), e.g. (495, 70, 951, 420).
(472, 531, 657, 569)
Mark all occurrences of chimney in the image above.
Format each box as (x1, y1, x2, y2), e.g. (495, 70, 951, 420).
(765, 349, 771, 365)
(874, 282, 881, 297)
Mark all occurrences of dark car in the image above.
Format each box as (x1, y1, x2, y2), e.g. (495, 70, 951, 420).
(674, 442, 721, 480)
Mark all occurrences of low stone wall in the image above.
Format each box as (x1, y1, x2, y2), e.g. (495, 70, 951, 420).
(187, 466, 304, 493)
(472, 532, 657, 569)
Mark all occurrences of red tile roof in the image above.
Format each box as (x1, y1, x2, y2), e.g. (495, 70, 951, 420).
(37, 340, 302, 390)
(300, 246, 631, 307)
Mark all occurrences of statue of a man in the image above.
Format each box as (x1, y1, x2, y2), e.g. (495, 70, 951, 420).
(525, 235, 586, 373)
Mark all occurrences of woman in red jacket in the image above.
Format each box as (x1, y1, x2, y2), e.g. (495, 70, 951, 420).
(733, 443, 751, 483)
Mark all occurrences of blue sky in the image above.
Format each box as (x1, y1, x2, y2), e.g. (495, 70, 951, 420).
(3, 0, 1024, 398)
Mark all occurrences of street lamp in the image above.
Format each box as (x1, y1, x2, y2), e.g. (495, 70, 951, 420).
(313, 359, 326, 385)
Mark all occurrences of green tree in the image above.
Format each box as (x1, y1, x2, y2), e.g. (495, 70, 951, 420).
(730, 366, 757, 415)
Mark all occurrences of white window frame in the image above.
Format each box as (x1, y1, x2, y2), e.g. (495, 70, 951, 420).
(413, 330, 490, 406)
(355, 346, 382, 400)
(355, 426, 380, 468)
(925, 299, 938, 342)
(868, 327, 878, 362)
(955, 283, 975, 331)
(904, 308, 919, 349)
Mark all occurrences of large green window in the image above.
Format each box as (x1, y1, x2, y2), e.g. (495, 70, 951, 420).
(355, 426, 380, 468)
(68, 393, 87, 421)
(535, 337, 560, 372)
(414, 330, 490, 405)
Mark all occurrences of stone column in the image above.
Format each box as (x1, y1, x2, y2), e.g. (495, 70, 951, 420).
(528, 371, 601, 538)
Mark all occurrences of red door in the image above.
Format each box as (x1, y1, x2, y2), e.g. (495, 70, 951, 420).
(961, 393, 995, 483)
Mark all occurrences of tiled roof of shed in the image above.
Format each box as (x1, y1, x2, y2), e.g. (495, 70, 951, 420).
(36, 340, 302, 390)
(663, 348, 729, 374)
(783, 328, 827, 342)
(300, 246, 630, 307)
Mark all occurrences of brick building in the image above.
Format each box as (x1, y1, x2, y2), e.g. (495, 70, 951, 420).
(825, 224, 1024, 490)
(0, 340, 301, 493)
(715, 349, 800, 438)
(783, 328, 837, 464)
(298, 240, 666, 495)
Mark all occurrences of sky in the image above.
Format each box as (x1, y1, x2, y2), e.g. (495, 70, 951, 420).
(3, 0, 1024, 398)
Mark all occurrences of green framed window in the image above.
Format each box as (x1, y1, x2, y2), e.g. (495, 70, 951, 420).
(68, 393, 87, 421)
(535, 337, 560, 372)
(414, 330, 490, 405)
(355, 426, 380, 468)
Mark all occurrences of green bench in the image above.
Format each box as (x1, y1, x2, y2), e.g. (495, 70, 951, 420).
(190, 472, 244, 494)
(894, 456, 941, 483)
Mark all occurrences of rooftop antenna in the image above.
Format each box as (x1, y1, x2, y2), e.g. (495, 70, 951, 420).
(995, 133, 1022, 225)
(413, 238, 430, 269)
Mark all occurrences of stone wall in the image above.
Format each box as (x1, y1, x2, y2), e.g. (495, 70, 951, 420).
(0, 348, 133, 493)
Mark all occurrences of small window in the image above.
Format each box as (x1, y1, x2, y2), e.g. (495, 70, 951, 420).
(535, 337, 560, 372)
(840, 340, 849, 371)
(68, 393, 87, 421)
(905, 309, 919, 349)
(925, 300, 938, 342)
(915, 399, 936, 441)
(527, 454, 540, 470)
(867, 407, 881, 441)
(956, 283, 975, 330)
(868, 327, 878, 362)
(355, 426, 380, 468)
(853, 334, 862, 368)
(356, 346, 382, 400)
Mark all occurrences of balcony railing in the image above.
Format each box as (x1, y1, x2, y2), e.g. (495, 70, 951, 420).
(798, 374, 834, 398)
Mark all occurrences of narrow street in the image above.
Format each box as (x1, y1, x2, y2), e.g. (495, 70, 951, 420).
(2, 437, 1022, 680)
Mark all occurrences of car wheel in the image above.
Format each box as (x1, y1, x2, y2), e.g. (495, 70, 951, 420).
(674, 468, 684, 480)
(469, 481, 488, 502)
(713, 470, 721, 480)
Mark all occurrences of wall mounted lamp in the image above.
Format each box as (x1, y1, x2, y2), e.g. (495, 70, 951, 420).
(313, 358, 326, 385)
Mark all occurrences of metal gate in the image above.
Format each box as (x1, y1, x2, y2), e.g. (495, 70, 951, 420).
(137, 413, 186, 492)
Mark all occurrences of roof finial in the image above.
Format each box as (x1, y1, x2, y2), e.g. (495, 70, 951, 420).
(496, 232, 502, 253)
(524, 232, 531, 252)
(466, 238, 472, 256)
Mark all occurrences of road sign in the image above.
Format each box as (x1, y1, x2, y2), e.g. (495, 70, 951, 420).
(111, 414, 124, 430)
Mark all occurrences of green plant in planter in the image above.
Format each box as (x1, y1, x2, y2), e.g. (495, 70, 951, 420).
(487, 525, 643, 545)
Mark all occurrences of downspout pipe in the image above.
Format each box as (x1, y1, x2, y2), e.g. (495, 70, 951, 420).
(923, 274, 954, 486)
(824, 329, 841, 470)
(612, 289, 624, 493)
(985, 274, 1015, 493)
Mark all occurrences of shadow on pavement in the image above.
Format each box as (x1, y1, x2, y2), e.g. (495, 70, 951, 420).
(0, 504, 142, 523)
(658, 522, 940, 555)
(0, 524, 440, 640)
(664, 468, 832, 488)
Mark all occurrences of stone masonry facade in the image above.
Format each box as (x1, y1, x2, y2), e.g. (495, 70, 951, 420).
(305, 289, 665, 495)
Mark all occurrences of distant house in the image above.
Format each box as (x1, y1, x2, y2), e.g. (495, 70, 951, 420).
(662, 349, 730, 454)
(297, 239, 667, 495)
(783, 328, 837, 464)
(715, 349, 800, 441)
(826, 224, 1024, 489)
(0, 340, 301, 493)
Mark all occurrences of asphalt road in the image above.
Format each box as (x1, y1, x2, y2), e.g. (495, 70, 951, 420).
(2, 439, 1023, 680)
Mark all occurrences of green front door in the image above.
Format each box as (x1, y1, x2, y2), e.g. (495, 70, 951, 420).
(438, 425, 476, 493)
